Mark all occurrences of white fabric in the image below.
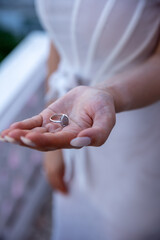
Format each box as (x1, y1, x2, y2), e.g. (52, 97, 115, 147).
(35, 0, 160, 239)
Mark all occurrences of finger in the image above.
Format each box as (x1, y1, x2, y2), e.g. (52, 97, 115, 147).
(4, 126, 49, 140)
(3, 129, 45, 149)
(1, 129, 12, 138)
(0, 115, 43, 141)
(4, 129, 30, 145)
(32, 127, 47, 133)
(71, 107, 116, 147)
(20, 129, 78, 150)
(0, 129, 29, 144)
(44, 152, 68, 193)
(45, 123, 62, 133)
(48, 174, 68, 193)
(10, 115, 43, 130)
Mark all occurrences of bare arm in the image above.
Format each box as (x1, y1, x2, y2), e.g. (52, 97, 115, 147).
(46, 42, 60, 93)
(44, 42, 67, 193)
(1, 42, 160, 150)
(97, 42, 160, 113)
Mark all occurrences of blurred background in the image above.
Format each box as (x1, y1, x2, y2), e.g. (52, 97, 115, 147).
(0, 0, 41, 61)
(0, 1, 53, 240)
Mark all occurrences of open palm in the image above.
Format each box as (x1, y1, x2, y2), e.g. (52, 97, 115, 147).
(1, 86, 116, 151)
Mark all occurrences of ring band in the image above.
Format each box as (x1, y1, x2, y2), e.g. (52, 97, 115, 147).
(50, 114, 69, 127)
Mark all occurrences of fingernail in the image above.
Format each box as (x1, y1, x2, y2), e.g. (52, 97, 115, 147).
(0, 136, 6, 142)
(70, 137, 91, 147)
(20, 136, 36, 147)
(4, 136, 18, 144)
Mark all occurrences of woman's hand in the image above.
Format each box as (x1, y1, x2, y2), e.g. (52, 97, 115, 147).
(0, 86, 116, 151)
(44, 150, 67, 194)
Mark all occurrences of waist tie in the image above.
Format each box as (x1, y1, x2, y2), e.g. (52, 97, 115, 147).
(45, 63, 88, 103)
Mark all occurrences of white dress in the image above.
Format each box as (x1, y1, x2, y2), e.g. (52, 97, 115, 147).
(35, 1, 160, 239)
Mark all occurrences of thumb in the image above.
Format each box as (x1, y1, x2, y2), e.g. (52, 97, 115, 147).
(70, 106, 116, 147)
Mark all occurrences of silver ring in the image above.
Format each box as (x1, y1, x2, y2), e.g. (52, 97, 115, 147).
(50, 114, 69, 127)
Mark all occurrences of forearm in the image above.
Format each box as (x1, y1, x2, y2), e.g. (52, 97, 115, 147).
(46, 42, 60, 93)
(96, 51, 160, 113)
(46, 43, 61, 151)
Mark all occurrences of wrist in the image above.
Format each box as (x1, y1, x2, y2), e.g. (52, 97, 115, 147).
(95, 82, 125, 113)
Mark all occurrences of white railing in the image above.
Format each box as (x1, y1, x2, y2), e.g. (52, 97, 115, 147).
(0, 31, 51, 240)
(0, 31, 49, 130)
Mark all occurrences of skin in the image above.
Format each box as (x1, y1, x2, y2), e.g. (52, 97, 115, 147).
(1, 86, 116, 149)
(44, 150, 67, 193)
(44, 43, 67, 193)
(1, 42, 160, 193)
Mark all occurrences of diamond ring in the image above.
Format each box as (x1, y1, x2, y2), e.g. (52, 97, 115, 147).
(50, 114, 69, 127)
